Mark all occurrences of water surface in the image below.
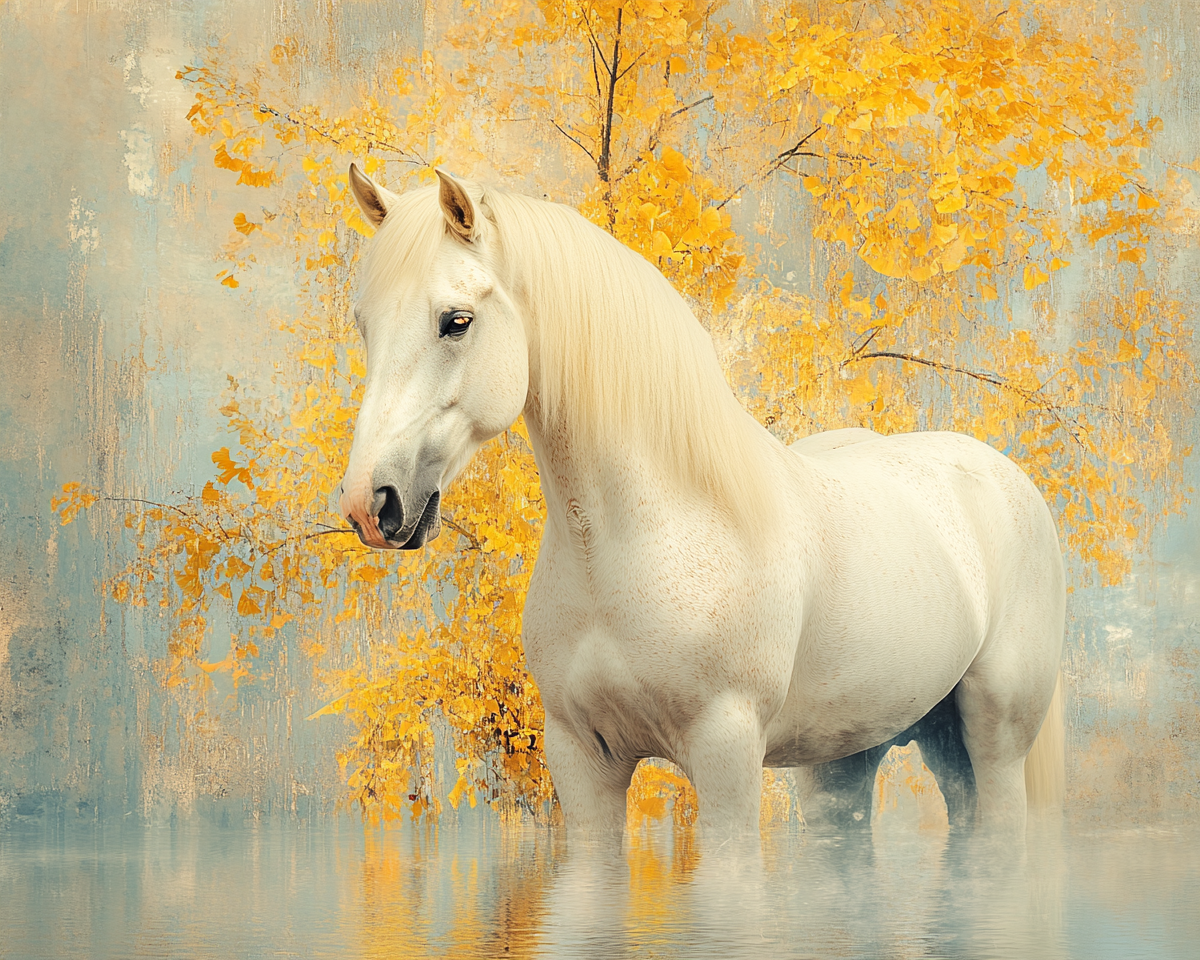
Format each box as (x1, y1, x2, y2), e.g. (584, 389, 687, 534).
(1, 816, 1196, 958)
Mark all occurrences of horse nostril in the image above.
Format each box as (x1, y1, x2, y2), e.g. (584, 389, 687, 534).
(375, 486, 404, 542)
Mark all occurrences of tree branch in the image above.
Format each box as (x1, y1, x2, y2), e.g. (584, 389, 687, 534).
(597, 7, 623, 184)
(179, 70, 426, 166)
(845, 351, 1088, 447)
(551, 120, 597, 162)
(715, 123, 823, 209)
(847, 351, 1009, 389)
(670, 93, 714, 119)
(439, 516, 482, 551)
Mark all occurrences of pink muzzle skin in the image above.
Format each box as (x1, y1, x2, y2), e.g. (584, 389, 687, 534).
(339, 483, 394, 550)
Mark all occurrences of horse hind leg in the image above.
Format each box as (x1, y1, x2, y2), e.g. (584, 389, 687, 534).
(956, 618, 1063, 833)
(956, 475, 1065, 833)
(804, 692, 976, 833)
(910, 690, 977, 831)
(804, 743, 893, 831)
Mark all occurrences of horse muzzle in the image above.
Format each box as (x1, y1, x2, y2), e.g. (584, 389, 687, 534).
(341, 481, 442, 551)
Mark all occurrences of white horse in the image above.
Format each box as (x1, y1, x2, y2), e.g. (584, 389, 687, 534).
(337, 164, 1066, 838)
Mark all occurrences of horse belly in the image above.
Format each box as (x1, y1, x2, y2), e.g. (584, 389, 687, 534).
(765, 434, 1024, 766)
(764, 620, 979, 767)
(765, 543, 990, 763)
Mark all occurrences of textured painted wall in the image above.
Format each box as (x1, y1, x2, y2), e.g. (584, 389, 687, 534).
(1, 0, 1197, 827)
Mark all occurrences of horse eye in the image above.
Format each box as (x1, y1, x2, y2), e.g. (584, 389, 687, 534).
(439, 309, 474, 339)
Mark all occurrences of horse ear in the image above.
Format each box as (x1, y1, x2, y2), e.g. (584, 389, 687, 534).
(348, 162, 393, 228)
(435, 168, 479, 243)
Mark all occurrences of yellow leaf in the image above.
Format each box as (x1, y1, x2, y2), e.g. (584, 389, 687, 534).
(448, 775, 472, 810)
(699, 205, 722, 236)
(345, 209, 374, 237)
(1136, 191, 1159, 210)
(233, 212, 261, 235)
(934, 192, 966, 214)
(1023, 264, 1050, 290)
(802, 176, 827, 198)
(237, 592, 262, 616)
(1116, 339, 1138, 362)
(932, 222, 958, 246)
(307, 696, 350, 720)
(848, 371, 877, 406)
(236, 166, 275, 188)
(213, 142, 244, 172)
(650, 231, 673, 258)
(351, 565, 390, 585)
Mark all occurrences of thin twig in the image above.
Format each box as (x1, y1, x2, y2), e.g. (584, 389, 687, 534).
(580, 10, 611, 75)
(440, 516, 482, 551)
(263, 527, 356, 554)
(670, 94, 714, 119)
(551, 119, 597, 162)
(616, 52, 644, 82)
(849, 350, 1009, 389)
(845, 351, 1087, 448)
(716, 124, 823, 209)
(590, 42, 604, 102)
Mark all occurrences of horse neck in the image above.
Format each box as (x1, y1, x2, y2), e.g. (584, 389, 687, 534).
(520, 370, 784, 541)
(500, 199, 787, 534)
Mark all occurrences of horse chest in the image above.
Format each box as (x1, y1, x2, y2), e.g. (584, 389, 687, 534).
(522, 508, 801, 759)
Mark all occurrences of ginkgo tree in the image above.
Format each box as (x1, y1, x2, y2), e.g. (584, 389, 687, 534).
(56, 0, 1197, 823)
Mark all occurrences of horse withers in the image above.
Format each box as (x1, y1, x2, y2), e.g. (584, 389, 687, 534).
(336, 164, 1066, 840)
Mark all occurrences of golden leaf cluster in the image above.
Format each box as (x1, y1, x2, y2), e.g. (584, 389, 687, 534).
(57, 0, 1197, 823)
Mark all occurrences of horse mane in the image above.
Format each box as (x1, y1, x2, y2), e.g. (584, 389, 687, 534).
(362, 180, 774, 529)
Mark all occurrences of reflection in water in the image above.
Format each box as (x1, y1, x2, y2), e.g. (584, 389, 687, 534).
(1, 814, 1197, 959)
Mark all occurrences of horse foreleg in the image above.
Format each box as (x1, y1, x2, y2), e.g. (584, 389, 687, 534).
(543, 713, 636, 839)
(678, 695, 766, 839)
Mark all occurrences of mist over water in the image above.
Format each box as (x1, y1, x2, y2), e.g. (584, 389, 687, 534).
(2, 817, 1196, 959)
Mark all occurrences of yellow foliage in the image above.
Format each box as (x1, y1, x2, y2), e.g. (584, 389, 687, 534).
(59, 0, 1198, 824)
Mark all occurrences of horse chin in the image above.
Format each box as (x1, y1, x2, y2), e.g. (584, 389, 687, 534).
(393, 491, 442, 550)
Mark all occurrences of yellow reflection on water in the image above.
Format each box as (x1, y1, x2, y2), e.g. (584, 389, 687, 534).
(1, 805, 1198, 958)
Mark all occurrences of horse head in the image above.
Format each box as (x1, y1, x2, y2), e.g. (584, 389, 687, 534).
(337, 164, 529, 549)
